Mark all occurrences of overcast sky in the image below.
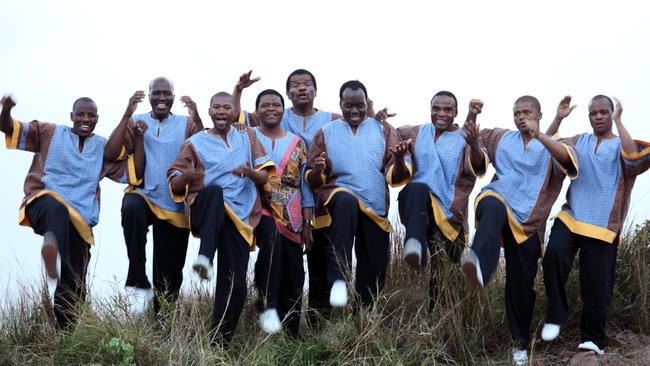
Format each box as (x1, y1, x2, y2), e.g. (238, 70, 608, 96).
(1, 0, 649, 302)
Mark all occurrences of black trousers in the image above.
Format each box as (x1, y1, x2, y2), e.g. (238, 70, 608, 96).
(327, 191, 390, 307)
(191, 185, 250, 346)
(543, 219, 617, 349)
(306, 227, 331, 325)
(398, 182, 464, 310)
(121, 193, 189, 313)
(471, 196, 541, 347)
(254, 215, 305, 337)
(26, 195, 90, 328)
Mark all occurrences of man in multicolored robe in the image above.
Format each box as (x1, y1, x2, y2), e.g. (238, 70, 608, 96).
(540, 95, 650, 355)
(104, 77, 203, 314)
(394, 92, 488, 311)
(460, 95, 579, 365)
(168, 91, 274, 347)
(250, 89, 313, 337)
(1, 95, 131, 327)
(306, 80, 411, 308)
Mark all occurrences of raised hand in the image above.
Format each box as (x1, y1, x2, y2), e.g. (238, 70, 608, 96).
(236, 70, 261, 91)
(313, 152, 327, 174)
(463, 118, 480, 146)
(180, 95, 200, 122)
(231, 161, 253, 178)
(125, 91, 145, 116)
(389, 138, 412, 159)
(468, 99, 484, 115)
(1, 95, 16, 109)
(133, 120, 148, 136)
(374, 107, 396, 123)
(556, 95, 577, 120)
(613, 97, 623, 123)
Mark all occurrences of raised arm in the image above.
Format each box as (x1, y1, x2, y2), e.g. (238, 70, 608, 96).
(613, 98, 639, 155)
(526, 119, 577, 175)
(132, 120, 148, 180)
(545, 95, 576, 136)
(463, 99, 486, 173)
(105, 91, 144, 160)
(180, 96, 203, 132)
(1, 95, 16, 135)
(233, 70, 260, 123)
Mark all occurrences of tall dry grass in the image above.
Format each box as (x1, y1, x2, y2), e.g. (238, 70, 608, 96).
(1, 220, 649, 365)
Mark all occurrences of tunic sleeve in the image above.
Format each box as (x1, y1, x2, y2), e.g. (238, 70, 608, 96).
(247, 129, 275, 174)
(297, 139, 314, 208)
(4, 119, 56, 153)
(621, 140, 650, 177)
(167, 141, 204, 203)
(306, 128, 329, 186)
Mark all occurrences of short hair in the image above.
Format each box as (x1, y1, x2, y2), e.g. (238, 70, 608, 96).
(514, 95, 541, 112)
(339, 80, 368, 100)
(72, 97, 96, 111)
(149, 77, 174, 93)
(209, 91, 233, 105)
(256, 89, 285, 110)
(286, 69, 317, 92)
(430, 91, 458, 110)
(589, 95, 614, 112)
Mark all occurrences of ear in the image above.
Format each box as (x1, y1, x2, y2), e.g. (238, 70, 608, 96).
(70, 112, 74, 121)
(454, 109, 459, 117)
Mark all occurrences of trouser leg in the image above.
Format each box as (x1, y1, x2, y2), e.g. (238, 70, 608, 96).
(398, 182, 432, 267)
(121, 193, 153, 289)
(278, 235, 305, 338)
(354, 214, 390, 307)
(542, 219, 580, 325)
(254, 216, 282, 312)
(152, 217, 189, 313)
(190, 186, 226, 263)
(471, 196, 508, 284)
(579, 236, 617, 350)
(326, 191, 358, 284)
(504, 230, 541, 348)
(306, 227, 331, 325)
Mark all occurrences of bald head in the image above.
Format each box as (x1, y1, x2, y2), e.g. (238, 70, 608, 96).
(149, 77, 174, 94)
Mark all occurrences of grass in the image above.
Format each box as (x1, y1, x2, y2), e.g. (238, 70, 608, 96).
(1, 220, 649, 365)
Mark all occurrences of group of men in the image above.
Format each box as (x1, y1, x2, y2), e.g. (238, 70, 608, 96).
(2, 68, 649, 364)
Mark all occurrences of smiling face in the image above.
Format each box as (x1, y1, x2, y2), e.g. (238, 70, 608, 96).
(208, 95, 237, 132)
(149, 78, 174, 120)
(340, 88, 368, 128)
(256, 94, 284, 129)
(286, 73, 316, 109)
(588, 97, 614, 137)
(430, 95, 458, 132)
(513, 100, 541, 133)
(70, 100, 98, 137)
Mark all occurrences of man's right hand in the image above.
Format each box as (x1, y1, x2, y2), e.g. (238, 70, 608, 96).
(125, 90, 145, 117)
(555, 95, 576, 121)
(1, 95, 16, 110)
(236, 70, 261, 92)
(313, 152, 327, 174)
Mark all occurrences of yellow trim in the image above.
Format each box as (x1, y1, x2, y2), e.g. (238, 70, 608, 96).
(127, 154, 143, 186)
(429, 193, 460, 241)
(557, 143, 579, 180)
(467, 150, 489, 179)
(386, 162, 412, 187)
(255, 160, 276, 178)
(304, 169, 327, 187)
(474, 191, 530, 244)
(621, 140, 650, 160)
(117, 145, 127, 161)
(556, 211, 617, 243)
(124, 189, 189, 228)
(223, 203, 255, 248)
(168, 179, 189, 203)
(5, 119, 21, 149)
(20, 191, 95, 245)
(238, 110, 246, 124)
(318, 187, 393, 232)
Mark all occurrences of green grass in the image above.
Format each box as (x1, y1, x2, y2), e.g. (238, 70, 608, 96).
(2, 220, 649, 365)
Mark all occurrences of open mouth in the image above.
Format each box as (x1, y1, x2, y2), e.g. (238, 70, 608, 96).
(79, 124, 92, 133)
(155, 103, 168, 110)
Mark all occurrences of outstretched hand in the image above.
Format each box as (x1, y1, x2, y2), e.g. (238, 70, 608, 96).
(556, 95, 576, 120)
(125, 91, 145, 116)
(236, 70, 261, 91)
(463, 119, 480, 146)
(390, 138, 412, 159)
(375, 107, 396, 123)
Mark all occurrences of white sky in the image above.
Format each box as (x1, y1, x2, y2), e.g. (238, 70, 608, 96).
(1, 0, 649, 302)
